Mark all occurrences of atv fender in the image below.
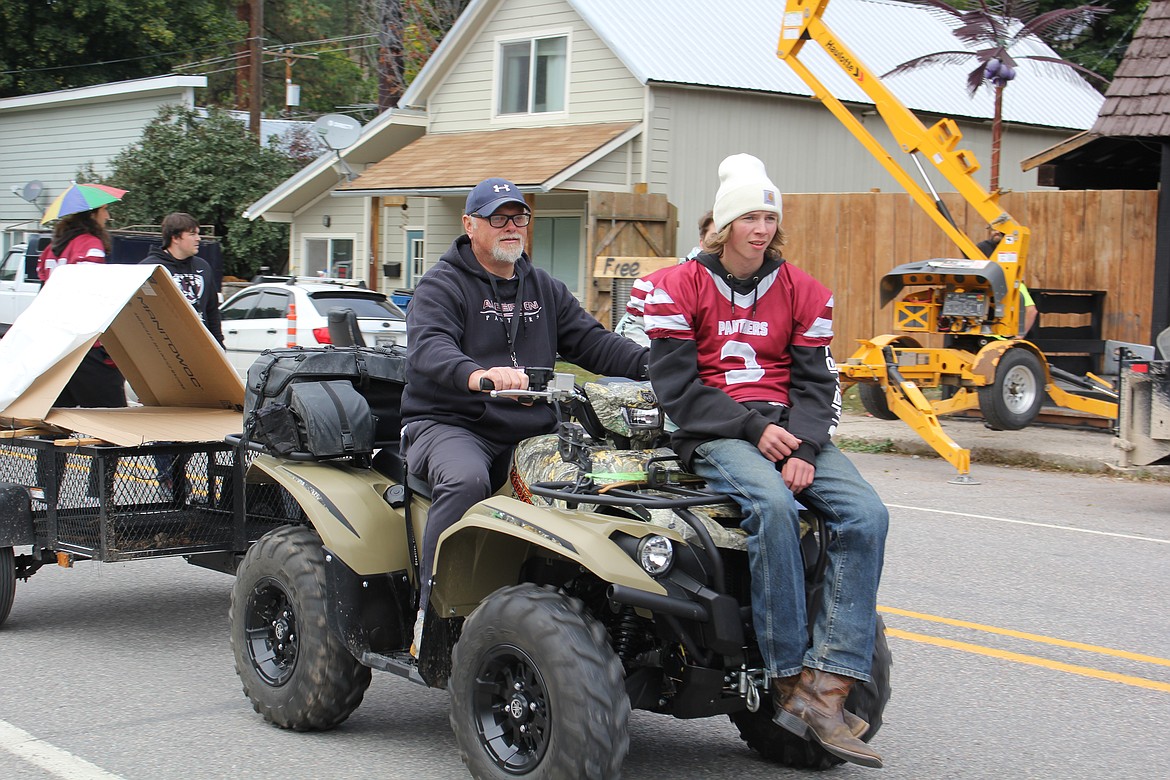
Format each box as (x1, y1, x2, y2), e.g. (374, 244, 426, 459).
(0, 483, 35, 547)
(246, 455, 409, 576)
(431, 496, 682, 618)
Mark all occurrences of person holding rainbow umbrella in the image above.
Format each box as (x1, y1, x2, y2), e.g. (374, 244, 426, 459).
(37, 182, 129, 408)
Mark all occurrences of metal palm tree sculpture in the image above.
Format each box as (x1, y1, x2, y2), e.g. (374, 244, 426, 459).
(884, 0, 1110, 192)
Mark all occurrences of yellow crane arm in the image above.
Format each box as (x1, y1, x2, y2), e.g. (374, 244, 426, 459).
(777, 0, 1029, 298)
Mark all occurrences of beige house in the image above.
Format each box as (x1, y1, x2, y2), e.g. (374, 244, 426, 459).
(245, 0, 1104, 323)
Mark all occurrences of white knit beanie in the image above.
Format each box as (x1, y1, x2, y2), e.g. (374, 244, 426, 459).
(712, 154, 782, 231)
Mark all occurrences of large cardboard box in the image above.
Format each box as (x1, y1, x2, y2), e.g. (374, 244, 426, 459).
(0, 263, 243, 445)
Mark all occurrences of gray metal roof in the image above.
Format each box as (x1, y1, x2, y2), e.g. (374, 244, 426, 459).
(569, 0, 1104, 130)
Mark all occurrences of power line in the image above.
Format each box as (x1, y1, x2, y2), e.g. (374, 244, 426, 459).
(0, 39, 251, 77)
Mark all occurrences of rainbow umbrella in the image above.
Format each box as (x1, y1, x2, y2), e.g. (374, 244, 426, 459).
(41, 183, 127, 224)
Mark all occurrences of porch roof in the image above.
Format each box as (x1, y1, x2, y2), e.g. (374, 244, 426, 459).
(333, 122, 640, 197)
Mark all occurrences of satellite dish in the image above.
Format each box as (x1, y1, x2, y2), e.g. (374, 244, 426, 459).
(13, 180, 44, 204)
(313, 114, 362, 151)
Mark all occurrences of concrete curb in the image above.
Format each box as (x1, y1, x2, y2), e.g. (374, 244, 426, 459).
(833, 414, 1170, 482)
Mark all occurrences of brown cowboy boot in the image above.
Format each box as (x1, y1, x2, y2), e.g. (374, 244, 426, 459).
(772, 675, 868, 739)
(774, 668, 883, 769)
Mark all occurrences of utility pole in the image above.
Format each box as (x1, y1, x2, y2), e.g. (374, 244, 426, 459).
(249, 0, 263, 142)
(280, 49, 318, 116)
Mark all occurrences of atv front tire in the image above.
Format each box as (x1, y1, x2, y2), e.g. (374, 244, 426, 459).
(730, 615, 892, 769)
(230, 525, 371, 730)
(449, 584, 630, 779)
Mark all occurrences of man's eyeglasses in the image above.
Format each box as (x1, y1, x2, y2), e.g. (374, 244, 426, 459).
(473, 212, 531, 229)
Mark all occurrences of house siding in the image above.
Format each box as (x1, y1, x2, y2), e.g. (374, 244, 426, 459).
(0, 89, 193, 249)
(650, 86, 1076, 253)
(426, 0, 644, 134)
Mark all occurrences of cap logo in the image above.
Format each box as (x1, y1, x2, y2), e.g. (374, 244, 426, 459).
(493, 184, 511, 193)
(763, 189, 776, 205)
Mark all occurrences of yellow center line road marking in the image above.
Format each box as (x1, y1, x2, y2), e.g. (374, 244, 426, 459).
(879, 606, 1170, 668)
(0, 720, 126, 780)
(885, 502, 1170, 545)
(886, 628, 1170, 694)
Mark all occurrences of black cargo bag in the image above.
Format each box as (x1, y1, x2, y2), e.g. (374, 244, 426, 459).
(244, 346, 407, 462)
(245, 345, 407, 444)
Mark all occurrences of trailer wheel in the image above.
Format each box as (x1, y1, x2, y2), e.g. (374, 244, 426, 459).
(858, 383, 898, 420)
(979, 348, 1045, 430)
(0, 546, 15, 628)
(230, 525, 371, 730)
(730, 616, 892, 769)
(450, 584, 629, 779)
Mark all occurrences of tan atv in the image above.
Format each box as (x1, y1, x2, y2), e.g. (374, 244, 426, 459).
(229, 364, 891, 778)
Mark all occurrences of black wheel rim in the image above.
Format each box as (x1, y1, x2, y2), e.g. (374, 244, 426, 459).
(471, 644, 551, 774)
(244, 576, 299, 686)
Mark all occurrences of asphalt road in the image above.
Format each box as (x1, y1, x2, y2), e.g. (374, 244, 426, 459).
(1, 452, 1167, 780)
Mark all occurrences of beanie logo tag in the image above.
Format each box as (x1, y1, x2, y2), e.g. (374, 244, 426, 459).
(763, 189, 776, 205)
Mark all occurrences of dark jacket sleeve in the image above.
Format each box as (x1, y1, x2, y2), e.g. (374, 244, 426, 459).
(204, 293, 224, 347)
(784, 345, 842, 463)
(405, 274, 482, 391)
(553, 281, 648, 379)
(649, 338, 772, 446)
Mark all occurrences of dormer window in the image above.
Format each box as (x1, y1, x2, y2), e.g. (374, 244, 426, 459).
(498, 35, 567, 115)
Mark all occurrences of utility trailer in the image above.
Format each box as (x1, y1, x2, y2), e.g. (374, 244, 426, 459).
(0, 263, 259, 626)
(0, 436, 293, 627)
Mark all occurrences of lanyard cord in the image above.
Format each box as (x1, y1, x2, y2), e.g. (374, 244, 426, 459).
(487, 271, 525, 368)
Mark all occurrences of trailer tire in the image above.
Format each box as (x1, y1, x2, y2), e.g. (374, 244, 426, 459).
(858, 383, 898, 420)
(0, 546, 15, 628)
(450, 584, 629, 779)
(730, 616, 892, 769)
(979, 348, 1045, 430)
(230, 525, 371, 730)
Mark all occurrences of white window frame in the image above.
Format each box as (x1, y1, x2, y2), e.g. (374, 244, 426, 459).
(404, 225, 426, 283)
(491, 27, 572, 122)
(300, 233, 357, 279)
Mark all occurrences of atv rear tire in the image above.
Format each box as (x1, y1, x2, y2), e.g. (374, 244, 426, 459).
(450, 584, 630, 779)
(729, 616, 892, 769)
(230, 525, 371, 730)
(0, 546, 15, 628)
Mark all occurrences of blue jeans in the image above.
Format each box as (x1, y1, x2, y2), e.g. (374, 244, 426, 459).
(692, 439, 887, 682)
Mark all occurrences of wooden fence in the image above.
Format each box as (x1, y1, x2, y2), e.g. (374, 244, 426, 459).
(777, 189, 1158, 357)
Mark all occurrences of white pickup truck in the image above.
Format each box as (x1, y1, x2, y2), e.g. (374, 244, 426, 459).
(0, 242, 42, 337)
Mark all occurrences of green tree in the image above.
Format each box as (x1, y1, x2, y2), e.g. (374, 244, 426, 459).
(1036, 0, 1148, 80)
(885, 0, 1111, 192)
(0, 0, 243, 97)
(93, 105, 296, 278)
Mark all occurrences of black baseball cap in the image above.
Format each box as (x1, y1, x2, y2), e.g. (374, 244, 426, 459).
(465, 177, 529, 216)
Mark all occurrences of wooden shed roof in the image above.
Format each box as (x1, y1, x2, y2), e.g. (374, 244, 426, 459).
(1092, 0, 1170, 137)
(337, 122, 638, 195)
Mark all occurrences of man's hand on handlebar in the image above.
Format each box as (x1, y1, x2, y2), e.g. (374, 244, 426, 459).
(470, 366, 529, 393)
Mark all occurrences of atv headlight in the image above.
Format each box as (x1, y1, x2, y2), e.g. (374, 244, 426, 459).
(637, 534, 674, 577)
(621, 405, 662, 431)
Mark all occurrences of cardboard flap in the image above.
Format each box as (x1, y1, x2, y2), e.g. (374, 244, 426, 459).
(44, 407, 243, 447)
(0, 263, 244, 434)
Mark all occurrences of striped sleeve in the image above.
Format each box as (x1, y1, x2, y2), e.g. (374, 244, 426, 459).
(625, 276, 656, 316)
(644, 281, 693, 341)
(791, 289, 834, 348)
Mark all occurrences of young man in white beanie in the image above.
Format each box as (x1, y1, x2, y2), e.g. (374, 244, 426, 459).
(644, 154, 887, 769)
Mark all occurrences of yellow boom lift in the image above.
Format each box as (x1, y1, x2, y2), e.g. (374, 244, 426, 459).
(777, 0, 1117, 482)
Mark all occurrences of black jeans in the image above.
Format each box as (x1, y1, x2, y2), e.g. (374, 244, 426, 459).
(406, 421, 514, 611)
